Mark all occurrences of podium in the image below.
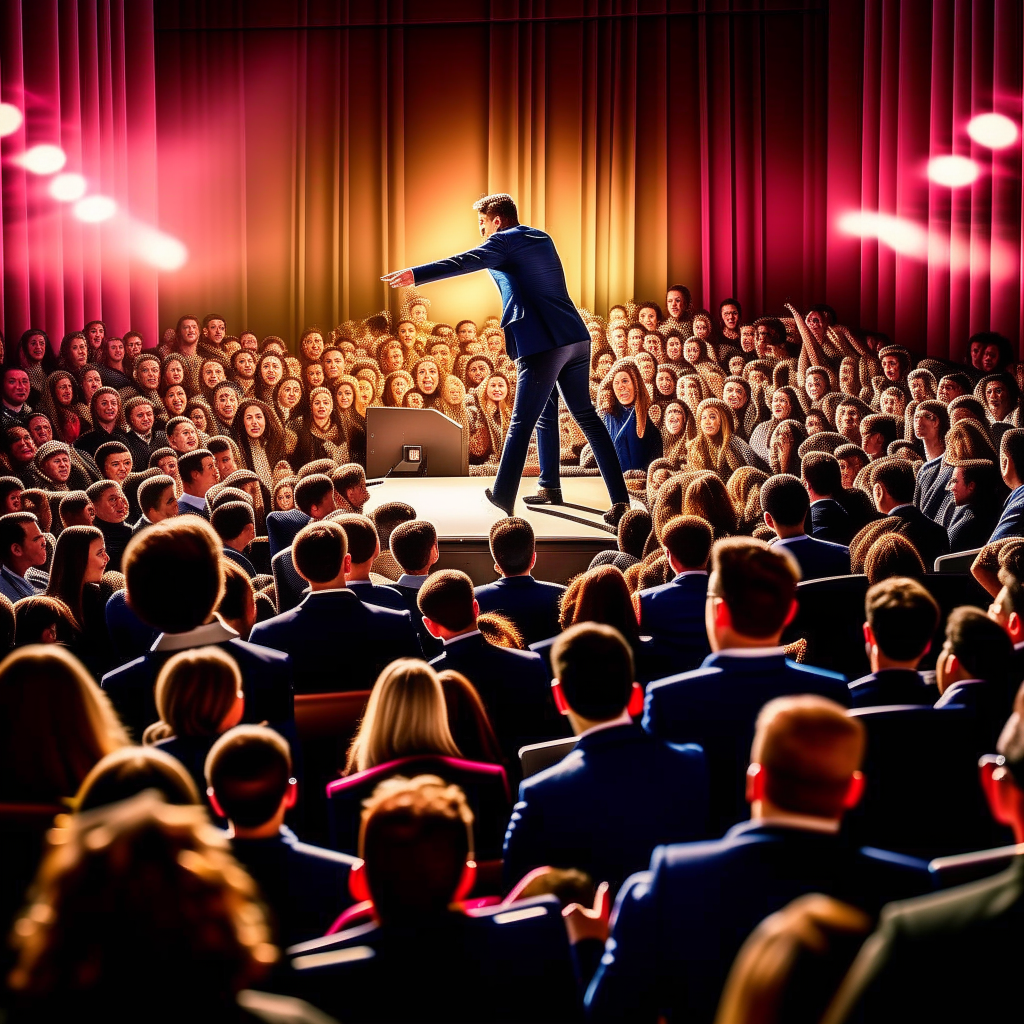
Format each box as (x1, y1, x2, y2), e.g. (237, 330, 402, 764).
(366, 407, 469, 478)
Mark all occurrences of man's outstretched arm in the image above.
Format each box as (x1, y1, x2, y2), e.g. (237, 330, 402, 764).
(382, 232, 508, 289)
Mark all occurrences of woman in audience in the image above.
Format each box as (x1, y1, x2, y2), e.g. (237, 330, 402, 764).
(687, 398, 760, 479)
(131, 353, 168, 423)
(294, 386, 348, 466)
(233, 399, 288, 489)
(272, 475, 296, 512)
(58, 331, 90, 378)
(598, 357, 663, 472)
(469, 372, 514, 465)
(345, 658, 461, 775)
(43, 370, 90, 444)
(75, 746, 200, 812)
(749, 385, 804, 464)
(381, 368, 414, 407)
(97, 335, 134, 391)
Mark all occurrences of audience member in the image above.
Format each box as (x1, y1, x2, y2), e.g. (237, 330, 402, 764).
(0, 512, 47, 602)
(761, 474, 851, 580)
(989, 427, 1024, 541)
(801, 452, 854, 544)
(869, 459, 949, 569)
(134, 473, 178, 533)
(332, 512, 409, 612)
(391, 518, 443, 656)
(86, 480, 132, 573)
(176, 447, 219, 519)
(75, 745, 200, 812)
(212, 500, 258, 577)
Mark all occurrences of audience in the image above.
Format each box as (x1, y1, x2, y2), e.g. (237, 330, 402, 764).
(761, 473, 851, 580)
(0, 512, 47, 602)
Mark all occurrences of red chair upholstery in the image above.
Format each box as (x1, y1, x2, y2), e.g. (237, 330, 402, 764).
(294, 690, 371, 743)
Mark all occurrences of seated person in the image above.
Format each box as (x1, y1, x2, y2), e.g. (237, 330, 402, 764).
(175, 448, 219, 520)
(266, 472, 335, 558)
(289, 775, 578, 1023)
(331, 462, 370, 514)
(584, 695, 930, 1024)
(825, 683, 1024, 1024)
(803, 451, 854, 544)
(935, 606, 1015, 747)
(503, 623, 709, 894)
(87, 480, 133, 574)
(643, 537, 849, 832)
(420, 569, 560, 763)
(206, 724, 358, 947)
(13, 594, 76, 647)
(0, 511, 47, 603)
(871, 458, 950, 570)
(331, 512, 409, 612)
(211, 500, 257, 578)
(391, 519, 443, 658)
(849, 577, 939, 707)
(249, 520, 420, 694)
(635, 514, 712, 665)
(473, 517, 566, 646)
(133, 473, 178, 533)
(989, 427, 1024, 542)
(761, 473, 851, 580)
(58, 490, 95, 529)
(219, 561, 259, 638)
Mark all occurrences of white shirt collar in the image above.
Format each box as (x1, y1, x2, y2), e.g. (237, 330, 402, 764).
(772, 535, 807, 546)
(178, 491, 207, 511)
(717, 646, 786, 658)
(888, 503, 914, 514)
(673, 570, 709, 579)
(578, 709, 633, 740)
(757, 811, 840, 834)
(152, 614, 238, 652)
(442, 628, 482, 647)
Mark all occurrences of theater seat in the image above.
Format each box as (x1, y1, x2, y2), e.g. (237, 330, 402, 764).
(295, 690, 371, 744)
(933, 548, 983, 573)
(519, 736, 577, 779)
(915, 573, 989, 670)
(271, 546, 309, 613)
(929, 842, 1024, 889)
(784, 574, 870, 678)
(327, 755, 511, 859)
(844, 706, 1012, 860)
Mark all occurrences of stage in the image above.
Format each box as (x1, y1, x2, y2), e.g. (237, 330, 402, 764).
(363, 476, 619, 586)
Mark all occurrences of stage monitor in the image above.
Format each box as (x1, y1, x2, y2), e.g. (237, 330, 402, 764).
(366, 407, 469, 478)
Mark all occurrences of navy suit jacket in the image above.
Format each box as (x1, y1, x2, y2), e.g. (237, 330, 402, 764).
(770, 534, 851, 581)
(101, 636, 293, 741)
(430, 633, 565, 763)
(935, 677, 1016, 749)
(849, 668, 935, 708)
(104, 589, 160, 664)
(637, 571, 710, 664)
(915, 456, 953, 522)
(809, 497, 853, 544)
(223, 546, 257, 578)
(230, 825, 358, 947)
(249, 589, 421, 694)
(411, 224, 589, 360)
(473, 574, 566, 647)
(346, 578, 410, 614)
(990, 483, 1024, 543)
(585, 821, 932, 1024)
(503, 722, 709, 893)
(887, 504, 950, 568)
(643, 651, 849, 830)
(947, 500, 1000, 553)
(266, 508, 311, 559)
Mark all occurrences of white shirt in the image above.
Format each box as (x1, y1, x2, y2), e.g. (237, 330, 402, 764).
(442, 628, 482, 647)
(716, 646, 786, 658)
(178, 490, 207, 513)
(152, 614, 238, 652)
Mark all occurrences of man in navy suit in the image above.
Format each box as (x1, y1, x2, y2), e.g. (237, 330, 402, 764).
(420, 569, 565, 764)
(206, 725, 358, 947)
(802, 451, 854, 544)
(912, 399, 951, 521)
(390, 518, 443, 659)
(175, 448, 219, 520)
(101, 518, 294, 742)
(266, 473, 336, 558)
(333, 512, 410, 613)
(582, 696, 931, 1024)
(643, 538, 849, 831)
(762, 474, 851, 580)
(988, 427, 1024, 542)
(635, 514, 712, 669)
(474, 517, 565, 645)
(250, 521, 420, 694)
(211, 500, 258, 578)
(503, 623, 708, 894)
(873, 458, 949, 569)
(384, 193, 629, 522)
(849, 577, 938, 707)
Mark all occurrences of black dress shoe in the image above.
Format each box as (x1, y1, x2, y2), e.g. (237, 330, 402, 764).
(484, 488, 515, 516)
(602, 502, 630, 528)
(522, 487, 564, 506)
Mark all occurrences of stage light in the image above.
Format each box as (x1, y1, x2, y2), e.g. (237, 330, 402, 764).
(967, 113, 1018, 149)
(48, 173, 87, 202)
(0, 103, 23, 137)
(837, 211, 928, 258)
(73, 195, 117, 223)
(928, 155, 979, 187)
(134, 228, 188, 271)
(18, 144, 67, 175)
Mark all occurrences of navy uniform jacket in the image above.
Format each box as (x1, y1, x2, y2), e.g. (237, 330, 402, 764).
(636, 571, 710, 667)
(934, 677, 1016, 749)
(887, 504, 950, 569)
(430, 633, 565, 762)
(946, 500, 1000, 552)
(586, 822, 931, 1024)
(848, 668, 934, 708)
(230, 825, 358, 947)
(770, 534, 851, 581)
(989, 483, 1024, 542)
(411, 224, 589, 360)
(503, 722, 709, 893)
(643, 650, 849, 831)
(915, 456, 953, 522)
(266, 508, 311, 559)
(809, 497, 854, 544)
(249, 589, 421, 694)
(473, 574, 566, 647)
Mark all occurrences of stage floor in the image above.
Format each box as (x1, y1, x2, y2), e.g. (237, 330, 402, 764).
(364, 476, 619, 585)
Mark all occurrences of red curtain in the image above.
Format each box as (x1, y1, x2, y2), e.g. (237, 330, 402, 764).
(0, 0, 159, 349)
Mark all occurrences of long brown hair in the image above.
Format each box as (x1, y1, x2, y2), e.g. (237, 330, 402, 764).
(559, 565, 640, 645)
(46, 525, 104, 629)
(597, 357, 653, 439)
(437, 670, 503, 765)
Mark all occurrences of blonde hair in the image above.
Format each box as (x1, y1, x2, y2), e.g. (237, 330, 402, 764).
(345, 659, 461, 774)
(0, 645, 128, 803)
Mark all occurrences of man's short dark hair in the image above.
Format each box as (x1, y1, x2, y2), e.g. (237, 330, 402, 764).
(0, 512, 35, 560)
(418, 569, 475, 632)
(661, 515, 713, 569)
(138, 474, 176, 517)
(294, 473, 334, 515)
(552, 623, 634, 721)
(472, 193, 519, 226)
(209, 486, 253, 512)
(946, 607, 1014, 686)
(801, 451, 842, 497)
(865, 577, 939, 661)
(331, 513, 378, 564)
(296, 458, 336, 480)
(392, 520, 437, 574)
(177, 448, 213, 486)
(202, 312, 227, 330)
(709, 537, 799, 637)
(94, 441, 131, 477)
(123, 519, 224, 632)
(219, 560, 254, 625)
(331, 462, 365, 494)
(872, 458, 916, 505)
(58, 491, 91, 527)
(760, 474, 811, 528)
(941, 371, 974, 394)
(489, 517, 535, 576)
(86, 480, 118, 503)
(207, 436, 234, 457)
(1001, 428, 1024, 481)
(372, 501, 416, 549)
(205, 725, 292, 828)
(293, 521, 347, 583)
(861, 414, 900, 449)
(211, 501, 254, 543)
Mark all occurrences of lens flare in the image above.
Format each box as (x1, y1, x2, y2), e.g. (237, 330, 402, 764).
(49, 173, 88, 202)
(132, 226, 188, 271)
(18, 144, 67, 175)
(927, 155, 979, 187)
(967, 113, 1018, 149)
(838, 211, 928, 258)
(0, 103, 23, 137)
(73, 196, 117, 223)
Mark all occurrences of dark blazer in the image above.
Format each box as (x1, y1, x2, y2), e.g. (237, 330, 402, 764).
(809, 497, 854, 544)
(411, 224, 590, 360)
(915, 456, 953, 522)
(101, 636, 293, 741)
(825, 856, 1024, 1024)
(266, 508, 310, 559)
(346, 578, 414, 614)
(474, 574, 566, 647)
(95, 517, 133, 574)
(289, 895, 579, 1024)
(585, 821, 932, 1024)
(393, 581, 443, 659)
(946, 500, 1000, 553)
(230, 825, 358, 947)
(249, 589, 421, 694)
(636, 571, 710, 666)
(176, 496, 210, 520)
(849, 668, 934, 708)
(223, 546, 257, 578)
(934, 677, 1016, 748)
(123, 429, 167, 473)
(989, 483, 1024, 542)
(131, 514, 154, 535)
(887, 504, 950, 569)
(74, 426, 133, 460)
(430, 633, 565, 763)
(104, 589, 159, 664)
(503, 722, 709, 893)
(770, 534, 851, 581)
(643, 651, 849, 831)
